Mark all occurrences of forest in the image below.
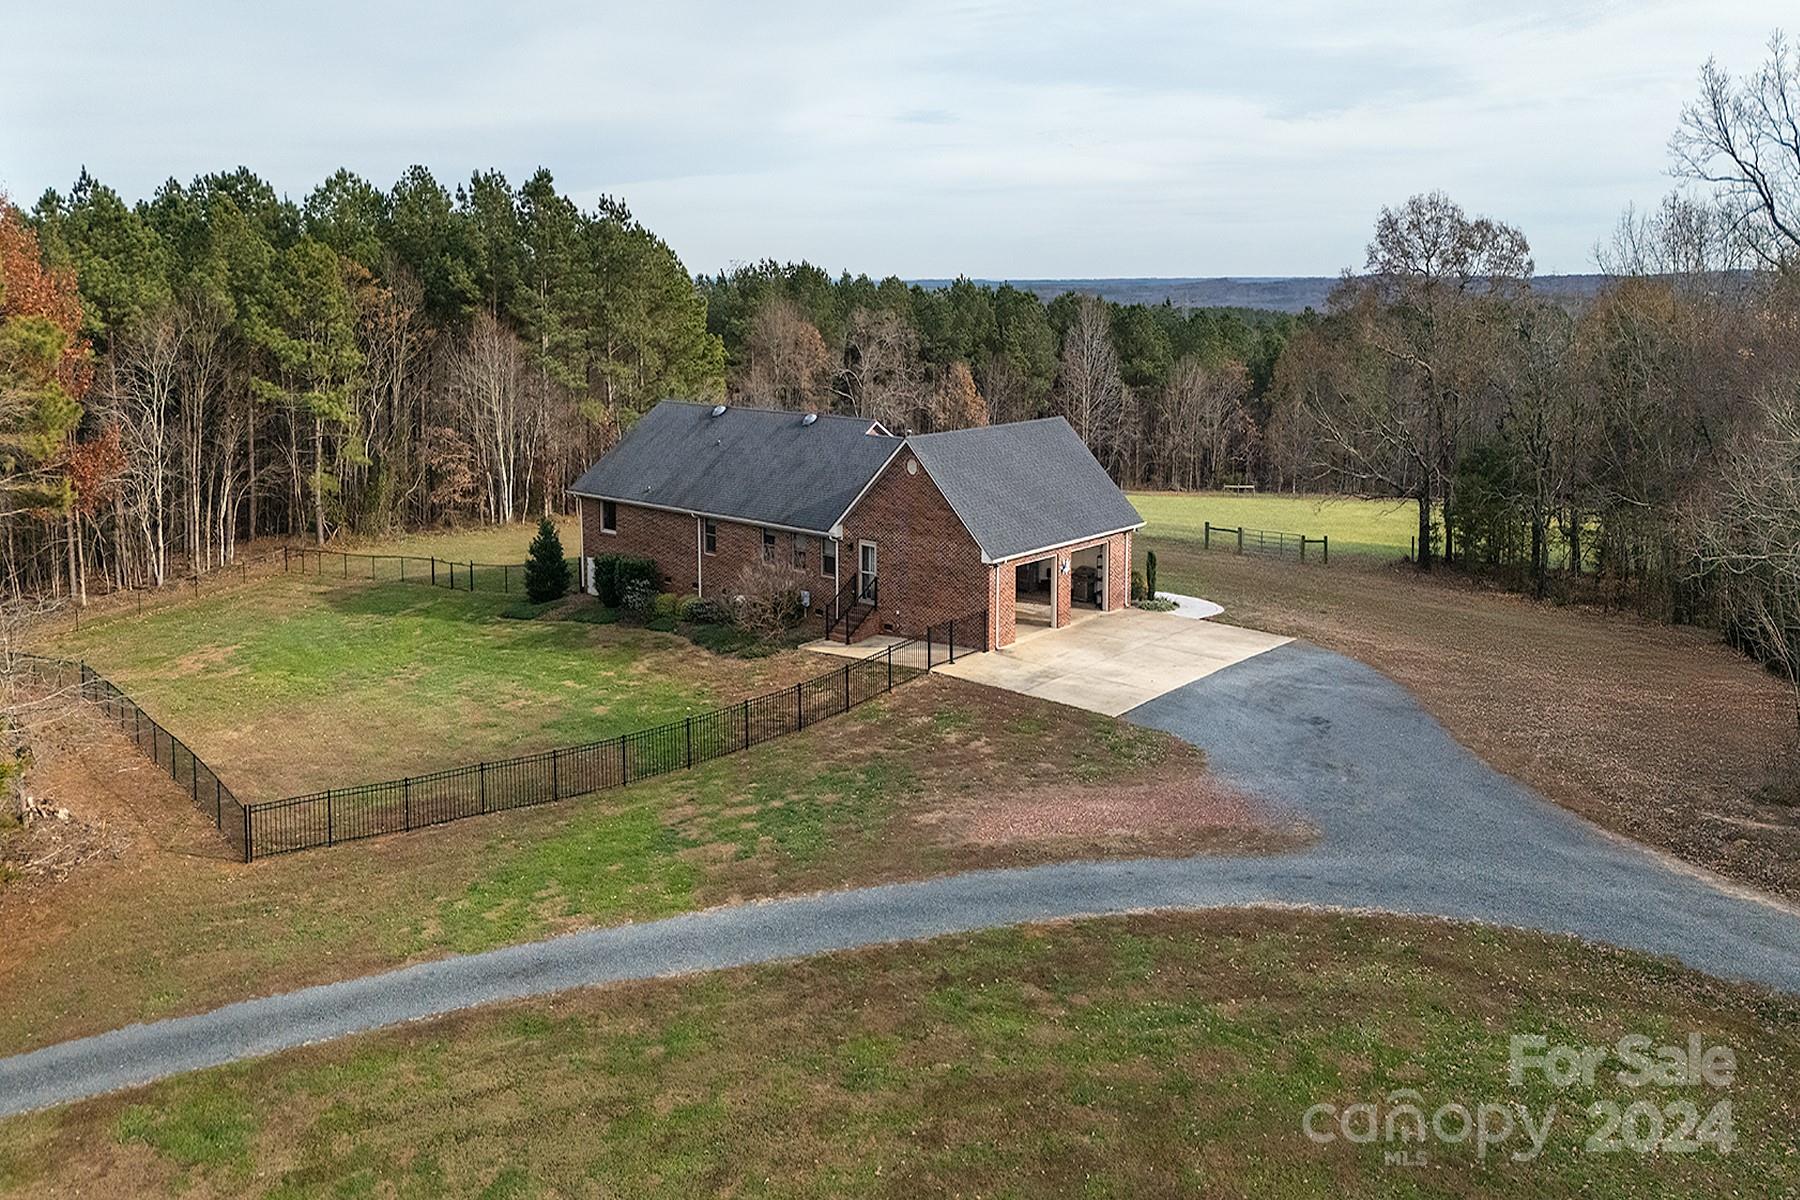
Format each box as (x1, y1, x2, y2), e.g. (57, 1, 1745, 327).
(0, 36, 1796, 718)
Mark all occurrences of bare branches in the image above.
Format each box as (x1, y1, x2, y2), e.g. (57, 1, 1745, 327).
(1673, 33, 1800, 268)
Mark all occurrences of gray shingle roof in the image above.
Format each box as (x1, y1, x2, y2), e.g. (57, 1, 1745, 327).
(904, 418, 1143, 561)
(570, 401, 901, 533)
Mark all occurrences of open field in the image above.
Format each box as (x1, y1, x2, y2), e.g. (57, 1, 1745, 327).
(4, 909, 1794, 1198)
(1130, 490, 1421, 560)
(322, 513, 581, 565)
(0, 675, 1294, 1057)
(35, 577, 826, 801)
(1138, 541, 1800, 900)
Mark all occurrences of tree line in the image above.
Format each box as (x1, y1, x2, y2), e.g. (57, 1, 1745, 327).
(2, 165, 721, 600)
(697, 264, 1295, 488)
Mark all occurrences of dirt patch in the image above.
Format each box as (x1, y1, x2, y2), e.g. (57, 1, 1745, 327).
(955, 777, 1295, 848)
(1150, 544, 1800, 900)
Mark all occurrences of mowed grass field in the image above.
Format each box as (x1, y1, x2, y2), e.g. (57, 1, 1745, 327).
(5, 911, 1795, 1199)
(1130, 491, 1422, 561)
(37, 577, 824, 801)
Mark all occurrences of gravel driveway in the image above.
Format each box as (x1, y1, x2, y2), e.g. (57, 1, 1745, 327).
(3, 641, 1796, 1118)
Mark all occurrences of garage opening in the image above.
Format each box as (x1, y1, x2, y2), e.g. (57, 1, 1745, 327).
(1013, 557, 1055, 629)
(1072, 546, 1106, 611)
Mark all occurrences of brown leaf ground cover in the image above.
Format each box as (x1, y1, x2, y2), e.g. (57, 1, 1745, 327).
(1145, 540, 1800, 901)
(4, 909, 1794, 1199)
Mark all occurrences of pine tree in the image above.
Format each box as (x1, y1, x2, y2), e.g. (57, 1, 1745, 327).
(525, 516, 571, 602)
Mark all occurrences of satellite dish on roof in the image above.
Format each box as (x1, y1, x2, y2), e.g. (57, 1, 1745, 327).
(801, 412, 818, 426)
(710, 404, 727, 417)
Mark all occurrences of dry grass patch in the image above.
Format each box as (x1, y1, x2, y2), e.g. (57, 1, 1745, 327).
(1145, 543, 1800, 900)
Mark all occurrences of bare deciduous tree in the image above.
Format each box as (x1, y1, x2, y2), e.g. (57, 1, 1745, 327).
(1056, 296, 1131, 475)
(1690, 385, 1800, 737)
(1673, 32, 1800, 268)
(841, 307, 927, 430)
(743, 294, 832, 411)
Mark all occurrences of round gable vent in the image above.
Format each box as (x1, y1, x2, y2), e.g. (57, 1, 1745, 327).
(906, 458, 918, 475)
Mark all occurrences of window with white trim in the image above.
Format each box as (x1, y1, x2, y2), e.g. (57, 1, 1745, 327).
(601, 499, 617, 533)
(703, 519, 717, 555)
(762, 529, 776, 563)
(792, 532, 806, 569)
(821, 538, 837, 577)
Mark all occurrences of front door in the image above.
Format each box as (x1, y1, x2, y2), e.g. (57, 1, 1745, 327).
(858, 541, 878, 602)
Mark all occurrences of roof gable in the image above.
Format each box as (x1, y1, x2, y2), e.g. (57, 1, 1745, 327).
(902, 418, 1143, 561)
(571, 401, 901, 533)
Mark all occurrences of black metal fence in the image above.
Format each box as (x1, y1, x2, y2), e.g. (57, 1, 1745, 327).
(242, 639, 924, 859)
(924, 606, 989, 668)
(14, 652, 248, 858)
(1200, 521, 1329, 563)
(282, 546, 580, 595)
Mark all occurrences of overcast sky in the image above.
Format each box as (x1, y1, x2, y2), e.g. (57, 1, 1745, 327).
(2, 1, 1787, 279)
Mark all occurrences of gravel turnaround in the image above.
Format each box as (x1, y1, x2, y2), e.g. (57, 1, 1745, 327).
(3, 642, 1797, 1118)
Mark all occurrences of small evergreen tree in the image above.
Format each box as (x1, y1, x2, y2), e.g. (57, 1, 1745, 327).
(1145, 550, 1158, 599)
(524, 516, 572, 602)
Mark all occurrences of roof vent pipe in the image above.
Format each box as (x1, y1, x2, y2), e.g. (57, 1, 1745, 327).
(710, 404, 727, 417)
(801, 412, 818, 426)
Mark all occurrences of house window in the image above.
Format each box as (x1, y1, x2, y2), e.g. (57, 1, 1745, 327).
(822, 538, 837, 577)
(601, 500, 617, 533)
(703, 519, 717, 555)
(762, 529, 776, 563)
(792, 532, 807, 569)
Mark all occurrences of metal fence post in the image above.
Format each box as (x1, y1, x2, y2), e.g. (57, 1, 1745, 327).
(1236, 526, 1244, 554)
(842, 663, 850, 712)
(886, 645, 893, 690)
(469, 561, 476, 591)
(742, 699, 751, 750)
(795, 681, 804, 730)
(1300, 537, 1307, 563)
(432, 556, 438, 586)
(620, 738, 629, 785)
(1204, 521, 1211, 549)
(214, 777, 222, 827)
(949, 618, 957, 664)
(1323, 535, 1329, 565)
(550, 750, 559, 800)
(327, 791, 335, 846)
(243, 805, 252, 863)
(685, 715, 693, 768)
(404, 776, 413, 829)
(479, 762, 488, 813)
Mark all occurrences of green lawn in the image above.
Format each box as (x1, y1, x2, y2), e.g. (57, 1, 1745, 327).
(5, 911, 1793, 1198)
(1130, 490, 1422, 561)
(0, 678, 1254, 1058)
(36, 577, 820, 800)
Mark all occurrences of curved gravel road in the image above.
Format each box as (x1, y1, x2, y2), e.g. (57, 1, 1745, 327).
(2, 642, 1796, 1118)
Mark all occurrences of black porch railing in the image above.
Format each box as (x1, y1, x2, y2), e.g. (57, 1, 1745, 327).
(924, 606, 989, 668)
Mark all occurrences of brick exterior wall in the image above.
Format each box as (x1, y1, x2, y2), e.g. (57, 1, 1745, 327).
(579, 471, 1134, 654)
(578, 497, 840, 607)
(840, 452, 990, 644)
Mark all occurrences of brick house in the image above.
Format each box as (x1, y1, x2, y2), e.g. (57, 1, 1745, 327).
(570, 400, 1144, 650)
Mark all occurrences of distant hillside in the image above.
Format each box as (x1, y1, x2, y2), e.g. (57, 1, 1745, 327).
(910, 275, 1616, 314)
